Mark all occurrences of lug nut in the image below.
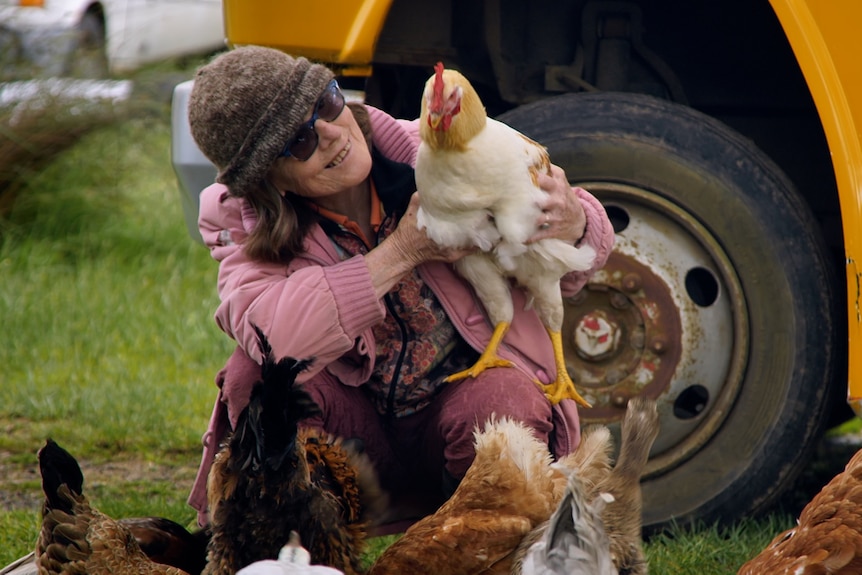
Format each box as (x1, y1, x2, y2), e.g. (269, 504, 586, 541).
(622, 273, 642, 293)
(650, 337, 668, 355)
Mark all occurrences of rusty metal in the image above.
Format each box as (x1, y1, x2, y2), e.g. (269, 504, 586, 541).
(565, 182, 748, 479)
(563, 253, 683, 421)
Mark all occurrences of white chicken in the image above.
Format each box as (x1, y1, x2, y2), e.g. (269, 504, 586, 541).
(415, 61, 596, 406)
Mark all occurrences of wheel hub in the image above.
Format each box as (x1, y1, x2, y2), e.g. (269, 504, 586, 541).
(564, 183, 747, 477)
(564, 253, 683, 417)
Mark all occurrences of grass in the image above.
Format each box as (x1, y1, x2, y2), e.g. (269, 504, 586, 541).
(0, 69, 233, 562)
(0, 63, 845, 572)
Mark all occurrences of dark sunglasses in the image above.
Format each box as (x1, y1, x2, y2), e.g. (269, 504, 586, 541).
(280, 79, 346, 161)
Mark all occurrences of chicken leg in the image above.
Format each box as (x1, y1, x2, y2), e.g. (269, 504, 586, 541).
(446, 255, 519, 383)
(445, 321, 515, 382)
(543, 329, 591, 408)
(518, 260, 592, 408)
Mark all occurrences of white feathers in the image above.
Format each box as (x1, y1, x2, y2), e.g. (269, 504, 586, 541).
(473, 416, 556, 482)
(236, 532, 345, 575)
(415, 65, 596, 336)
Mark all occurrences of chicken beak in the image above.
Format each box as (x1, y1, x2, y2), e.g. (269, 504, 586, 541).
(428, 112, 443, 130)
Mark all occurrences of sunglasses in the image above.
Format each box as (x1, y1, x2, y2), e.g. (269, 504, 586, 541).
(280, 79, 346, 161)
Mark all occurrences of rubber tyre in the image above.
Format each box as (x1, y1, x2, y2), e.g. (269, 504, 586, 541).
(498, 92, 839, 531)
(64, 12, 109, 78)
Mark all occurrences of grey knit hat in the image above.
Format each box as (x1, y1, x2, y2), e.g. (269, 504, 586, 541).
(188, 46, 334, 196)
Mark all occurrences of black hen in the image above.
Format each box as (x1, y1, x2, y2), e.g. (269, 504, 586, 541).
(203, 327, 385, 575)
(120, 517, 209, 575)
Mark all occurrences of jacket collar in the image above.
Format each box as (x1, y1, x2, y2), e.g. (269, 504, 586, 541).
(370, 146, 416, 216)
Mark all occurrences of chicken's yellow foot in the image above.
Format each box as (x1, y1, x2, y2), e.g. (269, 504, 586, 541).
(446, 321, 515, 382)
(540, 330, 592, 408)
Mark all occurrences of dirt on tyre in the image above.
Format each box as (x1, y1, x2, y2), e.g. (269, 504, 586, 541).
(498, 92, 840, 531)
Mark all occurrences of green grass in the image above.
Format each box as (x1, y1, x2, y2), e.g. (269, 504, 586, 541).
(0, 69, 836, 572)
(0, 85, 232, 562)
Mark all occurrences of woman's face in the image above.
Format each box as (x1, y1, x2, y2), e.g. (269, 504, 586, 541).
(267, 103, 372, 199)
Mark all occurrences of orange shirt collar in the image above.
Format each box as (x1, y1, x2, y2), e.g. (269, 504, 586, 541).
(304, 181, 382, 247)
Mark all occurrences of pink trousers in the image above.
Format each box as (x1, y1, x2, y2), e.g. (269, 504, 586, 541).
(188, 346, 581, 532)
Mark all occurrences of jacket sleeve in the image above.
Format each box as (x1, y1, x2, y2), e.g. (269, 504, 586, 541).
(560, 186, 615, 296)
(198, 183, 385, 383)
(367, 105, 420, 167)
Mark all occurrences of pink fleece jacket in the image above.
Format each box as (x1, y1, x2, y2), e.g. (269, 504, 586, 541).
(198, 107, 614, 382)
(188, 106, 615, 523)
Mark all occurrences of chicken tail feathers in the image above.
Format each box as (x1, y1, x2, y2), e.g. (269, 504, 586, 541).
(615, 396, 660, 482)
(524, 473, 618, 574)
(236, 326, 318, 474)
(38, 439, 84, 513)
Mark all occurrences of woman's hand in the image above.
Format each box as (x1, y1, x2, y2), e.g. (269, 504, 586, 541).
(392, 193, 475, 265)
(527, 164, 587, 244)
(365, 193, 474, 298)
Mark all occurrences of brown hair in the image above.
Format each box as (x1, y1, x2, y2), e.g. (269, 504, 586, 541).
(241, 102, 374, 264)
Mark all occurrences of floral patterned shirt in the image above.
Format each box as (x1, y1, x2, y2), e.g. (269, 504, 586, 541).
(314, 153, 477, 418)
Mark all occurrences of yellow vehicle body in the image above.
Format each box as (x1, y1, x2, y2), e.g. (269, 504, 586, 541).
(771, 0, 862, 414)
(223, 0, 392, 76)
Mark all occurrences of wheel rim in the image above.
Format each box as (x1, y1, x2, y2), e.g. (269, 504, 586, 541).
(568, 182, 749, 477)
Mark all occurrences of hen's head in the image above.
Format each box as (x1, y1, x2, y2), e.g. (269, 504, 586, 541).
(420, 62, 485, 149)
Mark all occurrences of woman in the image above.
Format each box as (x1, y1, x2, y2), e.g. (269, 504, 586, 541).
(186, 46, 615, 530)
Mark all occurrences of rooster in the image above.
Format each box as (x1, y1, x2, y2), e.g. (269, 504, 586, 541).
(737, 445, 862, 574)
(34, 438, 192, 575)
(203, 327, 386, 575)
(367, 419, 614, 575)
(415, 61, 597, 407)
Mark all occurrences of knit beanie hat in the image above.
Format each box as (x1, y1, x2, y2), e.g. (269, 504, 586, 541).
(188, 46, 334, 197)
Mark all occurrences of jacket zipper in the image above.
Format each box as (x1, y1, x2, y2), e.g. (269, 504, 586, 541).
(332, 215, 410, 421)
(383, 294, 409, 421)
(372, 214, 410, 421)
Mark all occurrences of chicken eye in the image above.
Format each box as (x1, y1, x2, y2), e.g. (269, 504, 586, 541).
(771, 529, 796, 547)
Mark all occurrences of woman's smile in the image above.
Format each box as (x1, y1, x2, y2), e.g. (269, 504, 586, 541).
(326, 140, 351, 169)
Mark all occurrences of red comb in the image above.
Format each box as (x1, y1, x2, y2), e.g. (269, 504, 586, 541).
(432, 61, 445, 110)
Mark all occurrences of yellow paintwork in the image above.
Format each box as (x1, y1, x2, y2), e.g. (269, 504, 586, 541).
(769, 0, 862, 412)
(222, 0, 392, 71)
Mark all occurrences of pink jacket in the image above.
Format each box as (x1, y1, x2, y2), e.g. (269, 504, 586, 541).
(198, 106, 615, 386)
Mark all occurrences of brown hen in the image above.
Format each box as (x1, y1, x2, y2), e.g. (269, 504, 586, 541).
(35, 438, 191, 575)
(203, 327, 385, 575)
(737, 446, 862, 575)
(367, 417, 614, 575)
